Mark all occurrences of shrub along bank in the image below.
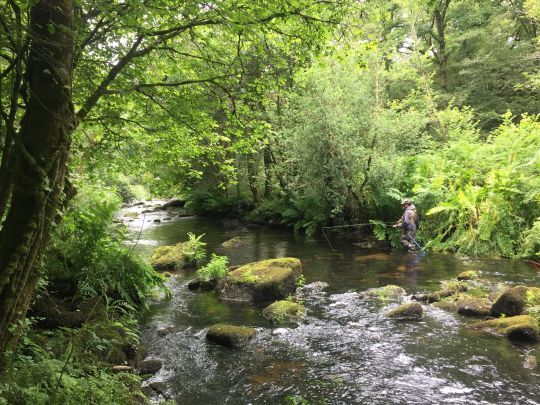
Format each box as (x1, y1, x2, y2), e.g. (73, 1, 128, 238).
(0, 183, 166, 404)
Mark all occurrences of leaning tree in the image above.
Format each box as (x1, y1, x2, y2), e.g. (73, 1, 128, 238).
(0, 0, 350, 360)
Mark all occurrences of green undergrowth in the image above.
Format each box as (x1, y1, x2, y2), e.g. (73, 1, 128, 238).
(0, 313, 145, 405)
(185, 191, 253, 218)
(0, 182, 166, 404)
(197, 254, 229, 281)
(46, 183, 166, 307)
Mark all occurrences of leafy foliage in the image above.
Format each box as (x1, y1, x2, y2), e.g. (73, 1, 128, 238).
(411, 113, 540, 258)
(0, 317, 144, 405)
(45, 182, 165, 307)
(197, 254, 229, 282)
(183, 233, 207, 265)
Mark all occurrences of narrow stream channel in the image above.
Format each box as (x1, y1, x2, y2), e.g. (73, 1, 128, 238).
(123, 205, 540, 405)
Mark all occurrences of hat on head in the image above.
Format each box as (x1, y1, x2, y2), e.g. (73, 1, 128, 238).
(401, 198, 412, 205)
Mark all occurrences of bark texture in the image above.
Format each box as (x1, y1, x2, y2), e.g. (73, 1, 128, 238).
(0, 0, 75, 359)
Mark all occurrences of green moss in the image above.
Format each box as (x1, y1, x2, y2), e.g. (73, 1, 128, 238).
(150, 243, 188, 270)
(263, 300, 306, 324)
(432, 301, 459, 311)
(465, 285, 490, 299)
(441, 280, 468, 294)
(228, 259, 301, 286)
(364, 285, 406, 302)
(385, 303, 424, 320)
(456, 297, 492, 317)
(472, 314, 540, 342)
(457, 270, 478, 281)
(219, 258, 302, 302)
(150, 240, 206, 270)
(231, 258, 302, 278)
(470, 315, 537, 335)
(206, 324, 257, 348)
(492, 285, 540, 317)
(525, 288, 540, 307)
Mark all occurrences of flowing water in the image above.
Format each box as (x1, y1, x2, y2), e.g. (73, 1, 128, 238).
(123, 205, 540, 405)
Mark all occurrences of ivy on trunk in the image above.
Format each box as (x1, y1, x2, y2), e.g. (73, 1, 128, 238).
(0, 0, 75, 360)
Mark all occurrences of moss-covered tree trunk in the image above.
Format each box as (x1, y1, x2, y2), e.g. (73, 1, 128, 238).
(0, 0, 74, 360)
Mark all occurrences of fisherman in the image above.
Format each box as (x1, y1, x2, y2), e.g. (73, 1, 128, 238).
(393, 199, 419, 252)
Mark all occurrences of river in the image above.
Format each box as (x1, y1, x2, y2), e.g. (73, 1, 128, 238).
(123, 204, 540, 405)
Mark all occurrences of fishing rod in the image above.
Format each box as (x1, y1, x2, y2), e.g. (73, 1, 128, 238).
(322, 222, 395, 252)
(410, 237, 427, 256)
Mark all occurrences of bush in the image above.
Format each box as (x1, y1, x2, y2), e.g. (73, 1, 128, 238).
(185, 191, 253, 217)
(183, 232, 207, 265)
(410, 113, 540, 258)
(197, 254, 229, 281)
(0, 317, 145, 405)
(45, 183, 165, 307)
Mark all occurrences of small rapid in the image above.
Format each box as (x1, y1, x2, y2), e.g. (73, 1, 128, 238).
(122, 204, 540, 404)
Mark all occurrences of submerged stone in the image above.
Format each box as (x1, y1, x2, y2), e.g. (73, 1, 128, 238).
(221, 237, 244, 248)
(262, 300, 306, 324)
(364, 285, 406, 301)
(385, 303, 424, 320)
(218, 258, 302, 302)
(206, 324, 257, 348)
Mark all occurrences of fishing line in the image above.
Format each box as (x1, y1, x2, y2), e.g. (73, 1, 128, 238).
(322, 222, 394, 252)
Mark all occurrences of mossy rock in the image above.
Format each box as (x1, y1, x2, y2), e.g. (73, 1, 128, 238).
(385, 303, 424, 320)
(491, 286, 540, 317)
(432, 301, 459, 311)
(218, 258, 302, 302)
(457, 270, 478, 281)
(469, 315, 539, 343)
(206, 324, 257, 348)
(457, 297, 492, 318)
(262, 300, 306, 324)
(364, 285, 406, 301)
(150, 242, 193, 270)
(414, 281, 468, 303)
(221, 237, 244, 248)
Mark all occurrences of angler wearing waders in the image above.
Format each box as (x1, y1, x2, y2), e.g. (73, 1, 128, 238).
(393, 199, 419, 252)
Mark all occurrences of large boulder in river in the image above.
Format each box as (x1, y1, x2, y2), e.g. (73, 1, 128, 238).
(385, 303, 424, 320)
(262, 300, 306, 324)
(217, 258, 302, 302)
(206, 324, 256, 348)
(469, 315, 539, 343)
(491, 286, 540, 317)
(150, 242, 198, 270)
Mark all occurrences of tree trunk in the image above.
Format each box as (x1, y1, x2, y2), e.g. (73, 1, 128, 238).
(0, 0, 74, 361)
(263, 146, 273, 198)
(247, 154, 260, 203)
(434, 0, 450, 90)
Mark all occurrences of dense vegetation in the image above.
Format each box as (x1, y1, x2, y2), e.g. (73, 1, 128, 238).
(0, 0, 538, 403)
